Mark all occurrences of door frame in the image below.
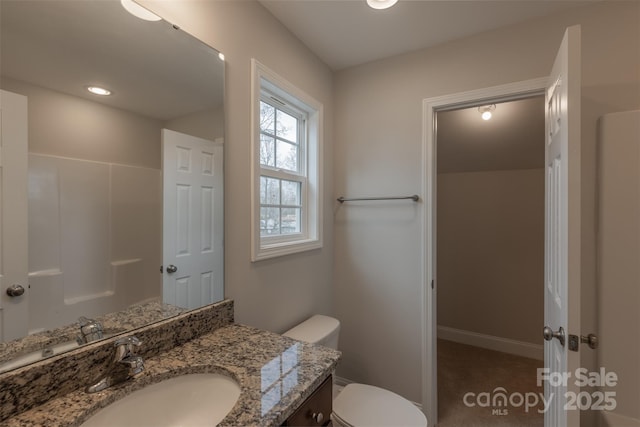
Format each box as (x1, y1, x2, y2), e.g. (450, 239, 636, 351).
(420, 77, 549, 425)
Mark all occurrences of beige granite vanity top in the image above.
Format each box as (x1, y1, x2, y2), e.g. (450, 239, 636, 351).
(4, 323, 341, 427)
(0, 301, 187, 367)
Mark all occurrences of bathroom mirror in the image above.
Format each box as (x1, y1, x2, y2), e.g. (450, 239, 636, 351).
(0, 0, 224, 370)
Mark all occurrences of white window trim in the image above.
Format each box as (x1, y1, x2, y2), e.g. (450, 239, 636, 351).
(250, 59, 323, 261)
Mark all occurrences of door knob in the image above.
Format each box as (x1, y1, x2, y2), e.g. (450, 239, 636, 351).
(543, 326, 565, 347)
(581, 333, 598, 349)
(6, 284, 25, 297)
(166, 265, 178, 274)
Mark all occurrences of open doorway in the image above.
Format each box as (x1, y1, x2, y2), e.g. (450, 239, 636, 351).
(435, 96, 545, 426)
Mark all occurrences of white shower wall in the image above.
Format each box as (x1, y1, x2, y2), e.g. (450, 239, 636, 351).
(28, 154, 161, 333)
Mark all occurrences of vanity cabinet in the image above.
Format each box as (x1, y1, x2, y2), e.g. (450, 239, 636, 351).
(283, 375, 332, 426)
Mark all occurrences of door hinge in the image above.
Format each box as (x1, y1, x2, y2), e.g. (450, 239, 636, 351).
(431, 280, 435, 289)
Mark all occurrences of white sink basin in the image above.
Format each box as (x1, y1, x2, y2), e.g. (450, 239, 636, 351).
(81, 373, 241, 427)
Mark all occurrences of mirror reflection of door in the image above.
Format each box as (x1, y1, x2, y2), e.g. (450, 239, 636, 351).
(0, 90, 29, 342)
(162, 129, 224, 310)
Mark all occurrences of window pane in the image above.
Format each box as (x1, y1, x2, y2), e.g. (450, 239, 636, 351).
(281, 180, 300, 206)
(260, 101, 275, 134)
(260, 207, 280, 236)
(276, 110, 298, 143)
(261, 176, 280, 205)
(260, 176, 267, 204)
(281, 208, 300, 234)
(276, 140, 298, 172)
(260, 134, 275, 167)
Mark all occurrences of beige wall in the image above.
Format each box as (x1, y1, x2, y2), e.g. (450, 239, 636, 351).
(164, 105, 224, 142)
(0, 77, 162, 169)
(334, 0, 639, 406)
(597, 110, 640, 423)
(142, 0, 334, 332)
(437, 169, 544, 345)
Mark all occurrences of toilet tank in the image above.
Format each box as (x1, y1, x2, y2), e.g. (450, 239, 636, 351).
(283, 315, 340, 350)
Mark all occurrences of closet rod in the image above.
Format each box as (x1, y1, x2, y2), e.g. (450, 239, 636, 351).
(337, 195, 420, 203)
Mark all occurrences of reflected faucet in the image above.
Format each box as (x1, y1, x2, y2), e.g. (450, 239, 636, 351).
(77, 316, 104, 344)
(86, 336, 145, 393)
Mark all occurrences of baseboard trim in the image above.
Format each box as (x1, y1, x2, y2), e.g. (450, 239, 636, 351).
(333, 376, 424, 410)
(438, 326, 543, 360)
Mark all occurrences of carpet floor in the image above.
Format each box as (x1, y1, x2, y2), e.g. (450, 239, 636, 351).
(437, 339, 544, 427)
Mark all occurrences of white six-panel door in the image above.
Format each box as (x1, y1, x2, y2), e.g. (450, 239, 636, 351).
(0, 90, 29, 342)
(162, 129, 223, 310)
(544, 25, 581, 427)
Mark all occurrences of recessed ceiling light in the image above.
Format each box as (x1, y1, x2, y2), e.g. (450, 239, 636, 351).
(366, 0, 398, 10)
(218, 52, 225, 61)
(87, 86, 112, 96)
(121, 0, 162, 22)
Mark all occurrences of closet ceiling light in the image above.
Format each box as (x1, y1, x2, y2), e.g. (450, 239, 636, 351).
(478, 104, 496, 121)
(366, 0, 398, 10)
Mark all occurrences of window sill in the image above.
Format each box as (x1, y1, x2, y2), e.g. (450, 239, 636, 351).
(252, 237, 322, 262)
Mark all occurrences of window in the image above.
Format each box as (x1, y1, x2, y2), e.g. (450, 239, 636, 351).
(259, 100, 305, 237)
(251, 59, 323, 261)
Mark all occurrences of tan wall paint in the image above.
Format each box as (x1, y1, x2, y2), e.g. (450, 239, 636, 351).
(437, 169, 544, 345)
(164, 105, 224, 142)
(334, 0, 639, 405)
(1, 77, 162, 169)
(597, 110, 640, 422)
(142, 0, 334, 332)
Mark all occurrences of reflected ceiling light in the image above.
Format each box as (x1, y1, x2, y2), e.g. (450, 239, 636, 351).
(121, 0, 161, 21)
(218, 52, 225, 61)
(366, 0, 398, 10)
(478, 104, 496, 121)
(87, 86, 112, 96)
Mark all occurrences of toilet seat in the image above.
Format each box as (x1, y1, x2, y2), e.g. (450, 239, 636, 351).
(332, 383, 428, 427)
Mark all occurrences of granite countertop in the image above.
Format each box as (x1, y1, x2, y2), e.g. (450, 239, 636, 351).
(0, 301, 187, 368)
(4, 323, 341, 427)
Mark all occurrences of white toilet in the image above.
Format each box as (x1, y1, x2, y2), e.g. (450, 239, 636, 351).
(283, 315, 428, 427)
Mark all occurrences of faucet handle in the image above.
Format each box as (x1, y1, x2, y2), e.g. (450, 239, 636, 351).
(114, 335, 142, 360)
(114, 336, 142, 348)
(78, 316, 104, 343)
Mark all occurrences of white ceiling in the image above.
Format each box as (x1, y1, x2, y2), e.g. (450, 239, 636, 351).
(260, 0, 595, 70)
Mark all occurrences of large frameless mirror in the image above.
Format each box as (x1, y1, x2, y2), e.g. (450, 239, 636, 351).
(0, 0, 224, 372)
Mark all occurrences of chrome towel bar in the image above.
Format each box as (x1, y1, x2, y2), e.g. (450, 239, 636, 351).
(337, 195, 420, 203)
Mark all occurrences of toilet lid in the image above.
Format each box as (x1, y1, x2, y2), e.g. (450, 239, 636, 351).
(333, 384, 427, 427)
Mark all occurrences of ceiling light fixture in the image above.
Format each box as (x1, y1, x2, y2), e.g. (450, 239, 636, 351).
(478, 104, 496, 121)
(366, 0, 398, 10)
(87, 86, 112, 96)
(218, 52, 225, 61)
(120, 0, 162, 21)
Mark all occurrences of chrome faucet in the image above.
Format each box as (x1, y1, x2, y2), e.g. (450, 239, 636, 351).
(77, 316, 104, 344)
(86, 336, 145, 393)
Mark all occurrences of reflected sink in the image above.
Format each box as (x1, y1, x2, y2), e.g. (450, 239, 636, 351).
(81, 373, 241, 427)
